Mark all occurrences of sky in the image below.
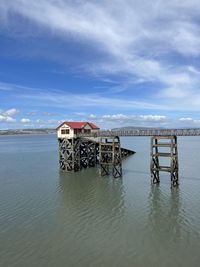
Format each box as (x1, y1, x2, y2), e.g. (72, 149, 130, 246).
(1, 0, 200, 129)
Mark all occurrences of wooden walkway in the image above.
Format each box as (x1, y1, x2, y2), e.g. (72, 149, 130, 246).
(100, 128, 200, 137)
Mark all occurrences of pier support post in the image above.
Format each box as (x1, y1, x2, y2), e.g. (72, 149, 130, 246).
(58, 138, 81, 171)
(99, 136, 122, 178)
(58, 137, 99, 172)
(150, 136, 179, 187)
(80, 140, 98, 168)
(150, 137, 160, 183)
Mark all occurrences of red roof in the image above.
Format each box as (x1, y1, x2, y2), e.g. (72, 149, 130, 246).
(88, 122, 99, 129)
(57, 121, 99, 130)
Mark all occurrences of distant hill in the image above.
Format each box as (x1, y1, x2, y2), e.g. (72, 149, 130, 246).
(0, 128, 56, 135)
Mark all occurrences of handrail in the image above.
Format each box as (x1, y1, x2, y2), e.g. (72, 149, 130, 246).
(99, 128, 200, 136)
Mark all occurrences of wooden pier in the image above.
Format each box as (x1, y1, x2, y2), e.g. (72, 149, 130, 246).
(56, 122, 183, 186)
(150, 136, 179, 187)
(58, 136, 135, 177)
(58, 134, 179, 186)
(99, 136, 122, 178)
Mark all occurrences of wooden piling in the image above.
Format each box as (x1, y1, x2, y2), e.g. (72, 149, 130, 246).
(150, 136, 179, 186)
(99, 136, 122, 178)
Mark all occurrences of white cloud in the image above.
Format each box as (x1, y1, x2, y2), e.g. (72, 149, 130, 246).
(101, 114, 166, 123)
(3, 108, 19, 116)
(179, 117, 193, 121)
(179, 117, 200, 126)
(3, 80, 200, 112)
(170, 21, 200, 56)
(18, 90, 164, 110)
(88, 114, 96, 119)
(102, 114, 128, 120)
(88, 113, 169, 129)
(139, 115, 166, 122)
(0, 108, 18, 123)
(2, 1, 200, 120)
(1, 0, 200, 92)
(86, 113, 200, 128)
(21, 118, 31, 123)
(0, 115, 15, 122)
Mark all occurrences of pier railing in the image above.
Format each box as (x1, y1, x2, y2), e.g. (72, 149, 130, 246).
(66, 128, 200, 138)
(100, 128, 200, 137)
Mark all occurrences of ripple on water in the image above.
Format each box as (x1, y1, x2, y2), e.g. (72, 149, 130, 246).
(1, 136, 200, 267)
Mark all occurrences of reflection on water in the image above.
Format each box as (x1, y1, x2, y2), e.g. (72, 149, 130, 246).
(54, 170, 127, 267)
(149, 185, 182, 243)
(147, 185, 200, 266)
(58, 170, 125, 231)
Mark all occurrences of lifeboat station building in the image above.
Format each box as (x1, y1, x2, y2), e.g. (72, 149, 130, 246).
(56, 121, 100, 139)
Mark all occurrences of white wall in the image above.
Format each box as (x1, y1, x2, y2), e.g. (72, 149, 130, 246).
(57, 124, 74, 139)
(57, 123, 100, 138)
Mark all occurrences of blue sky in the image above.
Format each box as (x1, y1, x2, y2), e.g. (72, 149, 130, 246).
(1, 0, 200, 129)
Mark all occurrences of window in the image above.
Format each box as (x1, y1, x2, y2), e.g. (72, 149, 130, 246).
(61, 129, 69, 134)
(84, 129, 91, 134)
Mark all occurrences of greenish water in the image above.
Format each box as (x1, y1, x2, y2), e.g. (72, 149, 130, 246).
(0, 135, 200, 267)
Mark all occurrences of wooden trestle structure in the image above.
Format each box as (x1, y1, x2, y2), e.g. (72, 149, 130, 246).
(99, 136, 122, 178)
(58, 134, 179, 186)
(58, 136, 134, 177)
(150, 136, 179, 187)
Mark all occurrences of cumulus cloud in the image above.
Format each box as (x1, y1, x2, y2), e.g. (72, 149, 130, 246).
(101, 114, 167, 123)
(86, 113, 200, 128)
(3, 108, 19, 116)
(102, 114, 128, 120)
(0, 115, 15, 122)
(179, 117, 200, 126)
(0, 108, 18, 123)
(86, 113, 169, 129)
(88, 114, 96, 119)
(179, 117, 193, 121)
(21, 118, 31, 123)
(139, 115, 166, 122)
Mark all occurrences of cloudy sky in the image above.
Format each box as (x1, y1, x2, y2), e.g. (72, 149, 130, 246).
(1, 0, 200, 129)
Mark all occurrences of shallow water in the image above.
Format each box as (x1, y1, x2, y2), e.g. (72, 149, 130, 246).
(0, 135, 200, 267)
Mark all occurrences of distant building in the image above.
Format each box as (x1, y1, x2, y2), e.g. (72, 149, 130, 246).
(56, 121, 100, 139)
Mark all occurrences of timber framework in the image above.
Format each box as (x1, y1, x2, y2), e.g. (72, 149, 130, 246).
(150, 136, 179, 187)
(57, 121, 134, 178)
(56, 122, 181, 186)
(58, 136, 134, 177)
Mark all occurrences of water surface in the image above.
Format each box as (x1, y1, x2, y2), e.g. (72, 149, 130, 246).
(0, 135, 200, 267)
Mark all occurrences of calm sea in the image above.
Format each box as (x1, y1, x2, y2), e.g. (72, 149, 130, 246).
(0, 135, 200, 267)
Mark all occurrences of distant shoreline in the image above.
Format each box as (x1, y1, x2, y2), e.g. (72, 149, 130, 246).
(0, 129, 56, 136)
(0, 133, 56, 137)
